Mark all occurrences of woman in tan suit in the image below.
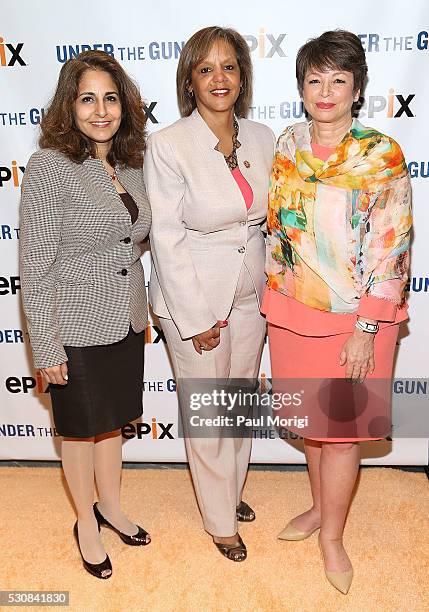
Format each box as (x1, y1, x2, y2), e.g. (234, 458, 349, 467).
(144, 26, 275, 561)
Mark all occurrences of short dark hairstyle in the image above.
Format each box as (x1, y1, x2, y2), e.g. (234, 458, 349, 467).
(39, 50, 147, 168)
(176, 26, 252, 118)
(296, 30, 368, 97)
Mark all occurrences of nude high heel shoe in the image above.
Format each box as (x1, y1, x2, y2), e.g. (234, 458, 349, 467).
(318, 535, 353, 595)
(278, 521, 320, 541)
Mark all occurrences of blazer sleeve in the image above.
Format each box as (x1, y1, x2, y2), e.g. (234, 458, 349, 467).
(19, 149, 68, 369)
(144, 132, 218, 339)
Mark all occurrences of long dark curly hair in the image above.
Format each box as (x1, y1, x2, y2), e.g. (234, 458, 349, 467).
(39, 50, 147, 168)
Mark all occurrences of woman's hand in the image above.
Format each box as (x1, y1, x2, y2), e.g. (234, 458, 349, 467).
(339, 328, 375, 383)
(40, 362, 68, 385)
(192, 321, 228, 354)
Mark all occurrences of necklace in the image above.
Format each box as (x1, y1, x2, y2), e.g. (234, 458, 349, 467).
(100, 158, 118, 181)
(103, 162, 117, 181)
(219, 119, 241, 171)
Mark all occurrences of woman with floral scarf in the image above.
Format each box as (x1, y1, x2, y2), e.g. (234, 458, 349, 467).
(262, 30, 411, 594)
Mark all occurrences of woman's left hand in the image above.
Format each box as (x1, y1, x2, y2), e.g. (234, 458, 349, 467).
(339, 329, 375, 383)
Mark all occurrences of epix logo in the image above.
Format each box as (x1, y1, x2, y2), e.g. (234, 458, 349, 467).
(5, 372, 48, 394)
(0, 276, 21, 295)
(145, 321, 166, 344)
(143, 102, 158, 124)
(359, 89, 415, 118)
(0, 37, 26, 66)
(0, 162, 25, 187)
(122, 418, 174, 439)
(243, 29, 286, 58)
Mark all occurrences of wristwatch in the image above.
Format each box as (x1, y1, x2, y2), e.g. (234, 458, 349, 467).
(355, 318, 379, 334)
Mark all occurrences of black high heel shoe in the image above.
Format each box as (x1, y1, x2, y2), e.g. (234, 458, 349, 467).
(236, 501, 255, 522)
(73, 522, 112, 579)
(93, 503, 151, 546)
(213, 534, 247, 562)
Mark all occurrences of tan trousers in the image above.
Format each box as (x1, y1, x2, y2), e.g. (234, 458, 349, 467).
(160, 264, 266, 536)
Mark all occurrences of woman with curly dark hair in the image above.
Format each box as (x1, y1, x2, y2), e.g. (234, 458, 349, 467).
(19, 51, 152, 579)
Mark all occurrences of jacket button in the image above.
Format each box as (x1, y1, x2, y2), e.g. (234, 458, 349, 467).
(120, 268, 128, 276)
(238, 246, 245, 254)
(122, 237, 131, 244)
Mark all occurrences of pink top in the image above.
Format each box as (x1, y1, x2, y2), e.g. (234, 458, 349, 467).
(311, 142, 336, 161)
(231, 167, 253, 209)
(261, 143, 409, 335)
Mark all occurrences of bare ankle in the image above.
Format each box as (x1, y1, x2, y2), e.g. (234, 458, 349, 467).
(320, 534, 344, 545)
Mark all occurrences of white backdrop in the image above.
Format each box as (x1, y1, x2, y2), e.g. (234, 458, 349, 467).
(1, 0, 428, 464)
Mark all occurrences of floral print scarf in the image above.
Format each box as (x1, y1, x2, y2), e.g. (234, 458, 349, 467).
(266, 119, 412, 313)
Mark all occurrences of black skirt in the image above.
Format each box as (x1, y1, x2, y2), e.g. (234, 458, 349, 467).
(49, 327, 144, 438)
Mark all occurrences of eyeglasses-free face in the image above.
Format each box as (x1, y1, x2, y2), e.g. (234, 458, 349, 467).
(188, 39, 242, 122)
(74, 69, 122, 154)
(302, 68, 360, 125)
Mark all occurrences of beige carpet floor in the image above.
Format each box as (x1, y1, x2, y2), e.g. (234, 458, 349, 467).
(0, 466, 428, 612)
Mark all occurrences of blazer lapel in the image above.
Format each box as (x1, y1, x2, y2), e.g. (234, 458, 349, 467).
(188, 109, 249, 215)
(76, 158, 130, 223)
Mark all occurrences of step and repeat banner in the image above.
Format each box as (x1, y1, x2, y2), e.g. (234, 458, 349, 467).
(1, 0, 428, 464)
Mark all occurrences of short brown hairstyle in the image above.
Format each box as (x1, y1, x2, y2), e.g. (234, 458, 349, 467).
(296, 30, 368, 97)
(39, 50, 147, 168)
(176, 26, 252, 118)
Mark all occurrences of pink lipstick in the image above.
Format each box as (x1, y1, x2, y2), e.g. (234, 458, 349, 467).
(316, 102, 335, 109)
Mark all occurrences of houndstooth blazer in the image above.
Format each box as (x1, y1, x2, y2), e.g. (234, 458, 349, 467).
(20, 148, 151, 369)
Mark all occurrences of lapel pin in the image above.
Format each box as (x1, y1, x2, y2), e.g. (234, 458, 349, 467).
(243, 160, 250, 168)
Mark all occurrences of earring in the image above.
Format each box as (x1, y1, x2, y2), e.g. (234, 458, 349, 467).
(240, 85, 244, 94)
(187, 90, 194, 98)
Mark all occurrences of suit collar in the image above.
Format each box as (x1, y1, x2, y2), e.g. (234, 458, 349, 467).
(189, 107, 244, 149)
(78, 158, 145, 225)
(189, 108, 219, 147)
(187, 109, 256, 181)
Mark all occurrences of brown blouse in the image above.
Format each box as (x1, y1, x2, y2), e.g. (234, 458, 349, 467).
(119, 192, 138, 225)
